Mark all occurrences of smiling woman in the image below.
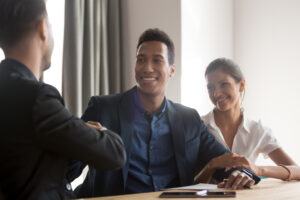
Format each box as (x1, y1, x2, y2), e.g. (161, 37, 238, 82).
(197, 58, 300, 182)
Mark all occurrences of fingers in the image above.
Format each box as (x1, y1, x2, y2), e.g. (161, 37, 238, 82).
(87, 121, 102, 127)
(231, 172, 245, 189)
(225, 166, 233, 172)
(238, 176, 255, 189)
(217, 181, 226, 188)
(227, 158, 250, 170)
(245, 178, 255, 188)
(86, 121, 103, 131)
(226, 170, 254, 190)
(225, 171, 238, 189)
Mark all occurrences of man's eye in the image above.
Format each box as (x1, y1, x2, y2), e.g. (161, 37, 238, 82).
(153, 59, 162, 64)
(137, 58, 144, 63)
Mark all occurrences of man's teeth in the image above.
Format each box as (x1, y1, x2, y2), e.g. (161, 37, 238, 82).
(142, 77, 156, 80)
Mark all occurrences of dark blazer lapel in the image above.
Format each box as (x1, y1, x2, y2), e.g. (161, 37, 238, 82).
(167, 100, 191, 186)
(118, 88, 135, 190)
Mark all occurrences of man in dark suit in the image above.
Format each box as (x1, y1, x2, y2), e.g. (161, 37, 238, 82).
(75, 28, 260, 198)
(0, 0, 126, 199)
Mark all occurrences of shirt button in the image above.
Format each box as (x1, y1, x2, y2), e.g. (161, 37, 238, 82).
(66, 183, 72, 191)
(150, 145, 154, 150)
(148, 169, 152, 175)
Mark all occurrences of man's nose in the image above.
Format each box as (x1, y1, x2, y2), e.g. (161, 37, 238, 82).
(144, 61, 154, 72)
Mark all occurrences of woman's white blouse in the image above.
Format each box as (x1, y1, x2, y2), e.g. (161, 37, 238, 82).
(201, 110, 280, 163)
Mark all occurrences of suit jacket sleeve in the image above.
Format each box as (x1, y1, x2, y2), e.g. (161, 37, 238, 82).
(81, 96, 99, 122)
(194, 109, 230, 166)
(31, 84, 126, 171)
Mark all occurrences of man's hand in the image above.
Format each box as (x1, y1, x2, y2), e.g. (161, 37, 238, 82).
(85, 121, 103, 131)
(218, 170, 255, 189)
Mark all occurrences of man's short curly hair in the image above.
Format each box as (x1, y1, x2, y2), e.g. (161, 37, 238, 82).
(137, 28, 175, 65)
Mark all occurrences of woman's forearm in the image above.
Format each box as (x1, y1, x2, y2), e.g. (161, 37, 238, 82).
(259, 165, 300, 180)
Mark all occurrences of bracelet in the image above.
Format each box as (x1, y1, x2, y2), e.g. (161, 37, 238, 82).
(278, 164, 292, 181)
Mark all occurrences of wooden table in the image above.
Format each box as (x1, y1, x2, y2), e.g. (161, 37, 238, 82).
(77, 178, 300, 200)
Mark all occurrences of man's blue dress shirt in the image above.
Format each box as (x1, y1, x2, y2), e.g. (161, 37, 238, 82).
(125, 91, 178, 193)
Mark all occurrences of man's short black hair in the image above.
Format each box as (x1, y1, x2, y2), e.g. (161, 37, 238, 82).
(0, 0, 47, 49)
(137, 28, 175, 65)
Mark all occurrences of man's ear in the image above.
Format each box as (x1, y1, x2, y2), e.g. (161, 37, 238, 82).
(37, 19, 47, 42)
(169, 64, 175, 77)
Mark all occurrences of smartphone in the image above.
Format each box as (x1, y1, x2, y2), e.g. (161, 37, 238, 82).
(159, 191, 236, 198)
(206, 191, 236, 197)
(159, 191, 204, 198)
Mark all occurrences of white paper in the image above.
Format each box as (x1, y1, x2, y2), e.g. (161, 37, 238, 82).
(165, 183, 218, 190)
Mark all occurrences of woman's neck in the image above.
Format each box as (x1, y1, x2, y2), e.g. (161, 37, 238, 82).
(213, 104, 243, 150)
(214, 104, 242, 128)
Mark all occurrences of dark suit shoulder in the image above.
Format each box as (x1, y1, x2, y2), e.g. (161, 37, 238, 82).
(87, 87, 134, 111)
(91, 87, 134, 104)
(35, 82, 64, 103)
(167, 99, 200, 119)
(90, 92, 123, 106)
(82, 88, 134, 124)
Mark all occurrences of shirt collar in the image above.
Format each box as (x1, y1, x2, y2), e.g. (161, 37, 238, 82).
(133, 88, 167, 119)
(239, 108, 251, 133)
(1, 58, 38, 82)
(205, 110, 218, 129)
(206, 108, 251, 134)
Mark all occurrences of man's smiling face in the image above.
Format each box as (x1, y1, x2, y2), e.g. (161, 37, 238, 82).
(135, 41, 174, 97)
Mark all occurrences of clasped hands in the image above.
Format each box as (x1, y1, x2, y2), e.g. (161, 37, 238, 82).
(195, 153, 258, 189)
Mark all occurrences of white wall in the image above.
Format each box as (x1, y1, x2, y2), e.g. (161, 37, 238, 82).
(0, 48, 4, 61)
(121, 0, 181, 102)
(43, 0, 65, 93)
(234, 0, 300, 164)
(181, 0, 233, 114)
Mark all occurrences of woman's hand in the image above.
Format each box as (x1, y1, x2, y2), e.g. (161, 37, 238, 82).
(209, 153, 244, 169)
(194, 153, 261, 184)
(194, 153, 245, 184)
(225, 156, 261, 176)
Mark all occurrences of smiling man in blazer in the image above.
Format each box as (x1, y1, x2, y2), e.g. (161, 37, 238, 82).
(75, 28, 260, 198)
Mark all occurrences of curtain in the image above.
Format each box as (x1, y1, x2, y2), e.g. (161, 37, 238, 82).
(62, 0, 123, 117)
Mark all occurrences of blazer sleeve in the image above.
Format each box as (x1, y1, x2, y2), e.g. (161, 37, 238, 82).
(195, 111, 230, 165)
(81, 96, 99, 122)
(31, 84, 126, 171)
(68, 97, 101, 182)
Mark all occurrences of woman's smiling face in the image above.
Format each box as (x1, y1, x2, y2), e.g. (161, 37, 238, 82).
(206, 68, 245, 111)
